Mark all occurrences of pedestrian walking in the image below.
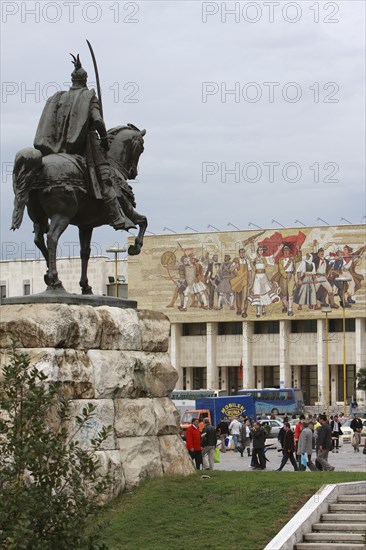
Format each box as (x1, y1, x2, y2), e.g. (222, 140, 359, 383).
(201, 418, 217, 470)
(277, 423, 298, 471)
(238, 418, 251, 457)
(330, 415, 342, 453)
(316, 415, 335, 471)
(298, 422, 316, 470)
(229, 416, 241, 451)
(251, 421, 266, 470)
(278, 424, 286, 454)
(216, 417, 229, 453)
(294, 414, 305, 463)
(350, 414, 363, 452)
(185, 418, 203, 470)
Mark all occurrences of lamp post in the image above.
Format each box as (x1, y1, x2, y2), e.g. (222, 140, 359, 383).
(248, 222, 262, 229)
(185, 226, 198, 232)
(106, 246, 127, 298)
(227, 222, 240, 230)
(162, 227, 176, 233)
(322, 306, 332, 417)
(335, 276, 350, 416)
(271, 219, 285, 228)
(317, 217, 329, 226)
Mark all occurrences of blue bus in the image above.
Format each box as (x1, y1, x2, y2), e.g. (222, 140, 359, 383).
(170, 389, 228, 400)
(237, 388, 304, 415)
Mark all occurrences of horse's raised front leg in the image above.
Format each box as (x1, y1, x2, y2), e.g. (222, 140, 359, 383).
(79, 226, 93, 294)
(45, 214, 69, 289)
(126, 209, 147, 256)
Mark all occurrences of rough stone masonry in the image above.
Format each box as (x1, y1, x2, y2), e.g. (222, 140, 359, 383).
(0, 304, 195, 500)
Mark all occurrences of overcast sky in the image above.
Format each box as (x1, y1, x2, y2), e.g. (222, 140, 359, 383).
(1, 0, 365, 261)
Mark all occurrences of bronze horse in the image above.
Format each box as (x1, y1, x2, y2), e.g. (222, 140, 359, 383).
(11, 124, 147, 294)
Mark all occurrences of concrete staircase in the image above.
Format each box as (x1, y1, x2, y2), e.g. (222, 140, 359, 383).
(295, 493, 366, 549)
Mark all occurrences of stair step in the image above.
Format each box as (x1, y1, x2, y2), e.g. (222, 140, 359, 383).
(304, 533, 365, 542)
(338, 495, 366, 503)
(296, 544, 366, 550)
(329, 503, 366, 512)
(313, 523, 366, 532)
(321, 513, 366, 522)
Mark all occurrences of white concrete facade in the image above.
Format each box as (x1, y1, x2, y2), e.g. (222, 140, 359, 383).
(170, 317, 366, 409)
(0, 256, 128, 297)
(1, 256, 365, 409)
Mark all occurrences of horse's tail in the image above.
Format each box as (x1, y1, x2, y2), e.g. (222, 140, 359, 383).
(11, 147, 43, 230)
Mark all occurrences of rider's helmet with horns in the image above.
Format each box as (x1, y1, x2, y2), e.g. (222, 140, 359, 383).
(70, 54, 88, 86)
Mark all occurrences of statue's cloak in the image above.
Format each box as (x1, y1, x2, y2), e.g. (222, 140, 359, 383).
(34, 88, 96, 155)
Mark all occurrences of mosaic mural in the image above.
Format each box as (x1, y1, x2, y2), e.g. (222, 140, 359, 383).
(128, 225, 366, 323)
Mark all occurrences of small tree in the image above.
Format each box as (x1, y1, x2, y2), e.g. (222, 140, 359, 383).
(0, 344, 112, 550)
(356, 367, 366, 392)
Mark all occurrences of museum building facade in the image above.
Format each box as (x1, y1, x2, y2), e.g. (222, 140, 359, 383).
(127, 224, 366, 408)
(1, 224, 365, 408)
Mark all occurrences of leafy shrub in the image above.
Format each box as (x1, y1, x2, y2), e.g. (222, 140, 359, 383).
(0, 344, 112, 549)
(356, 367, 366, 392)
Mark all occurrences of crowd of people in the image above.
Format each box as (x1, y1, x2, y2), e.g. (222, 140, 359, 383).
(185, 412, 366, 471)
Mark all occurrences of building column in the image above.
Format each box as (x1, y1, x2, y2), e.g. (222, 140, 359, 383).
(355, 317, 366, 406)
(170, 323, 183, 389)
(317, 319, 327, 408)
(279, 320, 291, 387)
(256, 366, 264, 388)
(242, 321, 254, 389)
(221, 367, 228, 391)
(293, 365, 301, 389)
(330, 364, 338, 405)
(185, 367, 193, 389)
(206, 322, 218, 389)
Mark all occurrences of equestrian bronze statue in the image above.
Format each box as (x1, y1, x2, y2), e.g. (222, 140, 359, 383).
(11, 49, 147, 295)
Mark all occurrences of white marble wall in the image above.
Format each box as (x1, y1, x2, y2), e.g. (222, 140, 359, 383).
(0, 256, 128, 297)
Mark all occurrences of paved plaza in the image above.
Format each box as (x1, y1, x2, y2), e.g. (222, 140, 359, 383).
(214, 438, 366, 473)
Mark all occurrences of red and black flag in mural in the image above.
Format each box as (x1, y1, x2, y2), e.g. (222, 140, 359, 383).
(258, 231, 306, 261)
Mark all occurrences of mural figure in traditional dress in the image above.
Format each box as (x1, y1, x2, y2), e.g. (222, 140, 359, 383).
(312, 248, 340, 309)
(165, 254, 190, 308)
(248, 244, 280, 318)
(230, 248, 252, 318)
(339, 245, 365, 305)
(328, 249, 353, 308)
(272, 243, 302, 317)
(178, 256, 208, 311)
(293, 253, 317, 310)
(205, 254, 221, 310)
(216, 255, 235, 310)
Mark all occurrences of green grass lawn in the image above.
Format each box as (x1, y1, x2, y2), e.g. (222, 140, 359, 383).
(97, 471, 366, 550)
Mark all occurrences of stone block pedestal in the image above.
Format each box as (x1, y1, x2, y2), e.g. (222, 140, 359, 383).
(0, 304, 194, 498)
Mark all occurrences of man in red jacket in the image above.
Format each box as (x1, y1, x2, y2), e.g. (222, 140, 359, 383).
(186, 418, 202, 470)
(294, 415, 305, 445)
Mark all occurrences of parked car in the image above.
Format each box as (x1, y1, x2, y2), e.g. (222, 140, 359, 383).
(340, 419, 366, 442)
(258, 418, 284, 437)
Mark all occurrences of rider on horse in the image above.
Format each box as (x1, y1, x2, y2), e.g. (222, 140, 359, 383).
(33, 54, 135, 231)
(10, 48, 146, 293)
